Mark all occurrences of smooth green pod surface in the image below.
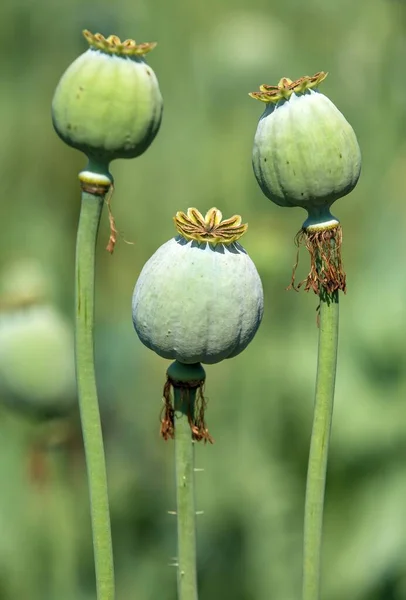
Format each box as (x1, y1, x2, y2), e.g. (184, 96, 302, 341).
(52, 32, 163, 162)
(132, 236, 264, 365)
(252, 87, 361, 211)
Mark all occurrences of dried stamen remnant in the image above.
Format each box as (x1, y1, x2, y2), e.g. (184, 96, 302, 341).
(161, 377, 213, 443)
(105, 186, 117, 254)
(289, 225, 346, 296)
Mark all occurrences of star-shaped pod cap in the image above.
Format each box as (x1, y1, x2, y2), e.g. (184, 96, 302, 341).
(174, 207, 248, 245)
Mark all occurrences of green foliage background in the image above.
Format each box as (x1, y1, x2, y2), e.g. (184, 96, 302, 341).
(0, 0, 406, 598)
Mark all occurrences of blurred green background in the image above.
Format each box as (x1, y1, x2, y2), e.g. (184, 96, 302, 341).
(0, 0, 406, 598)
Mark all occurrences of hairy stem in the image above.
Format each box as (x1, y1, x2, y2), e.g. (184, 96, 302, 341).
(302, 292, 339, 600)
(167, 360, 206, 600)
(174, 385, 199, 600)
(75, 190, 115, 600)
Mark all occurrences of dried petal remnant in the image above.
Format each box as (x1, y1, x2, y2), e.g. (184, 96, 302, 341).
(174, 207, 247, 245)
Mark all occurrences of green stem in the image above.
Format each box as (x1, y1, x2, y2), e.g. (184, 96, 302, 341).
(302, 292, 339, 600)
(75, 190, 115, 600)
(169, 361, 204, 600)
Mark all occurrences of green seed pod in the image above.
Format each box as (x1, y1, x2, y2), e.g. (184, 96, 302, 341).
(132, 208, 264, 365)
(250, 73, 361, 296)
(132, 208, 263, 440)
(251, 72, 361, 223)
(52, 30, 163, 164)
(0, 305, 76, 419)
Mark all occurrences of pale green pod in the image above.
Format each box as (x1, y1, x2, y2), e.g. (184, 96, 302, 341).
(52, 30, 163, 163)
(132, 208, 264, 365)
(251, 73, 361, 222)
(0, 305, 75, 416)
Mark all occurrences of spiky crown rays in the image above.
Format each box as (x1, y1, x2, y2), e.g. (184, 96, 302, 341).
(174, 208, 248, 245)
(250, 71, 327, 103)
(83, 30, 157, 57)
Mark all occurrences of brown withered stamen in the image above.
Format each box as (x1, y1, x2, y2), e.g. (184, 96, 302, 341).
(161, 379, 176, 440)
(288, 224, 346, 297)
(105, 185, 117, 254)
(160, 377, 213, 443)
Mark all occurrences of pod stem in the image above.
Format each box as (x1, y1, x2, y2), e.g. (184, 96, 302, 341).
(174, 385, 199, 600)
(164, 361, 210, 600)
(302, 290, 339, 600)
(75, 186, 115, 600)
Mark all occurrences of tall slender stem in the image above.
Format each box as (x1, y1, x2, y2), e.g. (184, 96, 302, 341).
(302, 292, 339, 600)
(167, 360, 205, 600)
(75, 190, 115, 600)
(174, 385, 199, 600)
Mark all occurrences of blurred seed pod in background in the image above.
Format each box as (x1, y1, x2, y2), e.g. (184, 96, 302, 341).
(0, 260, 76, 420)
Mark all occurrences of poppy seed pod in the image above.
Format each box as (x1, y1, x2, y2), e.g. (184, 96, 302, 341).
(250, 73, 361, 295)
(132, 208, 264, 440)
(0, 305, 75, 419)
(52, 30, 163, 167)
(251, 72, 361, 215)
(132, 208, 263, 365)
